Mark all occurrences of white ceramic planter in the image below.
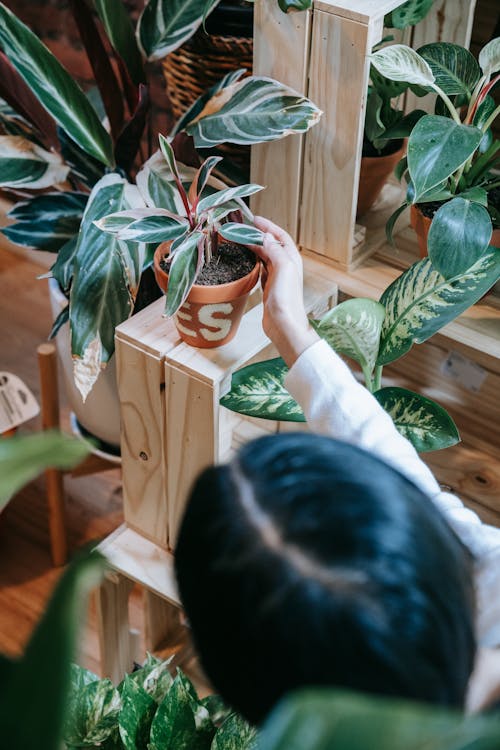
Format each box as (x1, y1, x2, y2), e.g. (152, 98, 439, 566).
(48, 279, 121, 450)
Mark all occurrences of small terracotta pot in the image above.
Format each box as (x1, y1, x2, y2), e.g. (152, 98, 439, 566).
(154, 241, 260, 348)
(410, 204, 500, 259)
(357, 142, 406, 217)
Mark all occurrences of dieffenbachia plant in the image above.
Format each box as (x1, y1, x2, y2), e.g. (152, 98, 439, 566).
(0, 0, 320, 400)
(221, 246, 500, 452)
(370, 38, 500, 255)
(96, 135, 265, 317)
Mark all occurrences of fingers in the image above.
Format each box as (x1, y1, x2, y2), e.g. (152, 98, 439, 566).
(254, 215, 294, 247)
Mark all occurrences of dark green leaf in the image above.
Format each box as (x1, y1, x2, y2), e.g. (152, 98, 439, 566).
(428, 197, 492, 277)
(51, 235, 79, 293)
(172, 69, 246, 137)
(165, 231, 203, 316)
(219, 223, 264, 246)
(418, 43, 481, 96)
(93, 0, 145, 86)
(277, 0, 312, 12)
(119, 677, 157, 750)
(385, 203, 408, 245)
(212, 713, 257, 750)
(385, 0, 435, 29)
(149, 673, 197, 750)
(137, 0, 219, 61)
(64, 677, 121, 746)
(4, 192, 86, 252)
(381, 109, 426, 140)
(50, 304, 69, 339)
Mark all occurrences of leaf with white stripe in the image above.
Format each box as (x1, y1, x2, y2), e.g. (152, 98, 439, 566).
(165, 231, 204, 316)
(2, 192, 87, 252)
(370, 45, 435, 87)
(172, 69, 246, 137)
(0, 135, 69, 189)
(220, 358, 305, 422)
(377, 251, 500, 366)
(197, 183, 263, 212)
(0, 3, 114, 166)
(374, 387, 459, 452)
(185, 76, 322, 148)
(313, 299, 386, 381)
(219, 223, 264, 246)
(136, 150, 197, 212)
(137, 0, 219, 61)
(418, 43, 481, 96)
(95, 208, 188, 243)
(479, 37, 500, 78)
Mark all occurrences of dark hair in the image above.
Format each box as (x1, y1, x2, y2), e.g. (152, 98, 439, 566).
(175, 433, 476, 724)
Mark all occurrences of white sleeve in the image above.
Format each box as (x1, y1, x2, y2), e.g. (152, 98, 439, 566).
(284, 339, 500, 646)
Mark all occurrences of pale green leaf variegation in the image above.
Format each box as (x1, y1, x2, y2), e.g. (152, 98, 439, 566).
(165, 231, 203, 316)
(479, 37, 500, 78)
(137, 0, 219, 61)
(136, 150, 197, 212)
(374, 387, 460, 452)
(64, 677, 121, 746)
(377, 251, 500, 366)
(220, 358, 306, 422)
(70, 174, 146, 401)
(149, 673, 197, 750)
(0, 135, 69, 189)
(119, 677, 157, 750)
(212, 713, 257, 750)
(96, 208, 189, 243)
(370, 45, 435, 87)
(418, 43, 481, 96)
(407, 115, 482, 201)
(0, 3, 114, 166)
(313, 299, 386, 382)
(172, 69, 246, 137)
(385, 0, 435, 29)
(185, 76, 322, 148)
(219, 223, 264, 246)
(2, 192, 87, 252)
(197, 183, 264, 212)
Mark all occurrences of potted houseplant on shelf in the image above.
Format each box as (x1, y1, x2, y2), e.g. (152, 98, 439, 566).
(0, 0, 320, 449)
(96, 135, 264, 348)
(370, 38, 500, 270)
(221, 240, 500, 453)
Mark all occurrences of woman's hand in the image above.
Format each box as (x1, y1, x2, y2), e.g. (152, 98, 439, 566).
(250, 216, 319, 368)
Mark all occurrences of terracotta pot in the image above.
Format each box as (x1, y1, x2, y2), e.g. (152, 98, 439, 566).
(357, 142, 406, 217)
(154, 242, 260, 348)
(410, 204, 500, 259)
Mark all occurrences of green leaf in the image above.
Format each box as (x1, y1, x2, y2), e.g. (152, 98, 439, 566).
(219, 223, 264, 246)
(93, 0, 145, 86)
(185, 76, 322, 148)
(3, 192, 86, 252)
(0, 430, 88, 511)
(0, 549, 107, 750)
(277, 0, 312, 12)
(59, 127, 105, 188)
(149, 673, 198, 750)
(458, 186, 488, 205)
(119, 677, 157, 750)
(370, 65, 409, 99)
(96, 208, 189, 243)
(70, 173, 146, 401)
(0, 3, 114, 166)
(427, 197, 492, 277)
(385, 203, 408, 245)
(479, 37, 500, 78)
(197, 183, 264, 213)
(370, 45, 435, 87)
(417, 43, 481, 96)
(142, 659, 174, 704)
(49, 303, 70, 339)
(377, 109, 425, 142)
(136, 150, 196, 212)
(51, 235, 79, 293)
(64, 677, 121, 746)
(220, 358, 305, 422)
(172, 69, 246, 138)
(313, 299, 386, 382)
(137, 0, 219, 61)
(377, 251, 500, 365)
(200, 696, 231, 727)
(211, 713, 257, 750)
(164, 231, 203, 316)
(0, 134, 69, 189)
(374, 387, 459, 452)
(407, 115, 482, 201)
(385, 0, 435, 29)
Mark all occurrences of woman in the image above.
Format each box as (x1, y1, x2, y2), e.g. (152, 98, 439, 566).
(175, 217, 500, 723)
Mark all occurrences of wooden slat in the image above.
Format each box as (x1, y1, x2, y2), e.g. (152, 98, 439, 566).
(314, 0, 403, 23)
(95, 572, 135, 683)
(250, 0, 311, 238)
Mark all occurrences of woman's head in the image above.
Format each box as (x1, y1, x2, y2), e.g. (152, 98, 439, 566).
(175, 433, 475, 724)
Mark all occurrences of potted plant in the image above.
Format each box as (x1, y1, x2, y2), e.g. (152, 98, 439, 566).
(221, 241, 500, 453)
(369, 39, 500, 269)
(96, 135, 264, 348)
(0, 0, 320, 447)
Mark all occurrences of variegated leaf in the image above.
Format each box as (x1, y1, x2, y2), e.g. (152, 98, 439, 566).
(70, 174, 146, 401)
(165, 231, 203, 316)
(93, 0, 145, 86)
(137, 0, 219, 61)
(96, 207, 188, 243)
(51, 235, 78, 293)
(149, 673, 197, 750)
(313, 299, 386, 381)
(64, 677, 121, 746)
(0, 135, 69, 189)
(212, 713, 257, 750)
(370, 45, 435, 87)
(2, 192, 87, 252)
(172, 69, 246, 137)
(385, 0, 435, 29)
(136, 149, 196, 212)
(377, 251, 500, 366)
(119, 677, 157, 750)
(220, 358, 305, 422)
(278, 0, 312, 11)
(219, 223, 264, 246)
(374, 387, 459, 452)
(185, 76, 322, 148)
(197, 183, 263, 213)
(418, 43, 481, 96)
(479, 37, 500, 78)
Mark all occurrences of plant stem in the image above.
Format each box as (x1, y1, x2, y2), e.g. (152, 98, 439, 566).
(431, 84, 461, 124)
(481, 104, 500, 135)
(373, 365, 383, 392)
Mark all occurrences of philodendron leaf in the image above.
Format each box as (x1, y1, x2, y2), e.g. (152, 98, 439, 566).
(0, 549, 107, 750)
(428, 197, 492, 278)
(96, 208, 189, 244)
(70, 173, 146, 401)
(221, 358, 305, 422)
(0, 430, 88, 511)
(0, 2, 114, 166)
(2, 192, 87, 252)
(377, 250, 500, 366)
(313, 299, 386, 382)
(212, 713, 257, 750)
(137, 0, 219, 61)
(64, 677, 121, 746)
(219, 223, 264, 246)
(384, 0, 435, 29)
(164, 231, 203, 316)
(370, 45, 435, 87)
(0, 135, 69, 189)
(407, 115, 482, 201)
(374, 387, 459, 452)
(119, 677, 157, 750)
(417, 43, 481, 96)
(185, 76, 322, 148)
(278, 0, 312, 11)
(479, 37, 500, 78)
(149, 673, 197, 750)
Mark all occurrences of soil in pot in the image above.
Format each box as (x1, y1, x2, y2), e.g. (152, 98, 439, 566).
(357, 139, 405, 217)
(155, 241, 259, 349)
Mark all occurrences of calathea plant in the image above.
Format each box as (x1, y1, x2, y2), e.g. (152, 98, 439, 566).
(370, 38, 500, 263)
(221, 244, 500, 452)
(0, 1, 320, 400)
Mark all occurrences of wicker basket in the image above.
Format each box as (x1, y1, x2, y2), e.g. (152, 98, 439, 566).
(163, 28, 253, 176)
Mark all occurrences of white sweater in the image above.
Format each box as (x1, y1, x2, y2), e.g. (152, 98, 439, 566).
(284, 339, 500, 649)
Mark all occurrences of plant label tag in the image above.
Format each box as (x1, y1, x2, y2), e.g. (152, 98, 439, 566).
(0, 372, 40, 434)
(440, 352, 487, 393)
